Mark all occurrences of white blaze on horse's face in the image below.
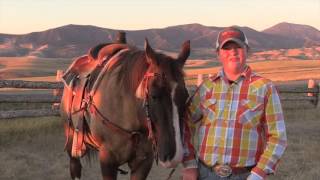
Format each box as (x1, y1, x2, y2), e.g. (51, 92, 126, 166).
(135, 79, 146, 99)
(159, 82, 184, 168)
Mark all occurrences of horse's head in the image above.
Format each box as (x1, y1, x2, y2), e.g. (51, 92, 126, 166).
(136, 39, 190, 168)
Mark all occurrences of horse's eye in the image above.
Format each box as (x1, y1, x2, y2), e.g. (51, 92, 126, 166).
(151, 95, 159, 100)
(150, 88, 162, 100)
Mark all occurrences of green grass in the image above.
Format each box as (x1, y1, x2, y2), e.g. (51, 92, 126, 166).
(0, 102, 53, 111)
(269, 106, 320, 180)
(0, 116, 63, 146)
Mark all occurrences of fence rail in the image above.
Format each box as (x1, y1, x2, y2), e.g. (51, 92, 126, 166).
(0, 72, 319, 119)
(0, 109, 60, 119)
(0, 94, 61, 103)
(0, 80, 63, 89)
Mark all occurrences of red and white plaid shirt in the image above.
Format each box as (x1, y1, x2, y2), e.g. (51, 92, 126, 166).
(183, 66, 287, 179)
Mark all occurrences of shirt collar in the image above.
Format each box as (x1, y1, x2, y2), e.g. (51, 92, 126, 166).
(214, 65, 252, 83)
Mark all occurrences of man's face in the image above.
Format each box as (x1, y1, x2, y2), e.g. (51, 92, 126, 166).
(218, 41, 248, 74)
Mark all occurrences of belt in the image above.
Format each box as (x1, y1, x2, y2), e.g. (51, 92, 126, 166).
(199, 160, 254, 178)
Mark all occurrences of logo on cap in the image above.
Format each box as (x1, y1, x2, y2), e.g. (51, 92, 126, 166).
(216, 27, 249, 50)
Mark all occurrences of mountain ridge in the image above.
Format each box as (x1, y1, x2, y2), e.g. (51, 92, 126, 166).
(1, 22, 320, 58)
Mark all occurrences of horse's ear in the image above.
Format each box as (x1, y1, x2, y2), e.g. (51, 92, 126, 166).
(144, 38, 158, 66)
(176, 40, 190, 67)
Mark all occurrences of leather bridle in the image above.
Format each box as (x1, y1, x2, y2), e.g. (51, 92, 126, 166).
(83, 70, 182, 178)
(86, 71, 166, 163)
(141, 71, 166, 163)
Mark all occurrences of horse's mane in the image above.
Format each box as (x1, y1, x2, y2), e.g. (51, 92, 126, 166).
(110, 49, 148, 93)
(110, 49, 185, 94)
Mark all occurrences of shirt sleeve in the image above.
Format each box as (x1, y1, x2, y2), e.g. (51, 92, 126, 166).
(182, 84, 204, 168)
(188, 85, 203, 123)
(252, 83, 288, 179)
(247, 172, 264, 180)
(182, 117, 198, 168)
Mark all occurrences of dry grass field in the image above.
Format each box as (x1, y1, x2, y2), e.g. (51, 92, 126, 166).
(0, 97, 319, 180)
(0, 57, 72, 80)
(0, 116, 182, 180)
(0, 56, 320, 179)
(1, 56, 319, 86)
(185, 59, 320, 85)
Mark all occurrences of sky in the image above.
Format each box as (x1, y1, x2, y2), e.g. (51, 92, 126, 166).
(0, 0, 320, 34)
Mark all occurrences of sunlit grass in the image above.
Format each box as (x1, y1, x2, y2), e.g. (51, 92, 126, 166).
(0, 116, 62, 146)
(0, 57, 72, 79)
(185, 60, 320, 85)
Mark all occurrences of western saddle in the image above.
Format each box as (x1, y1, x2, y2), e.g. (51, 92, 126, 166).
(62, 40, 130, 157)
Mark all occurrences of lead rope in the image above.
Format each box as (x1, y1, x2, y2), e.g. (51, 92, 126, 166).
(144, 92, 159, 165)
(166, 168, 176, 180)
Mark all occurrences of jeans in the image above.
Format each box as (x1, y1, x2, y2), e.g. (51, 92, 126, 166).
(198, 161, 251, 180)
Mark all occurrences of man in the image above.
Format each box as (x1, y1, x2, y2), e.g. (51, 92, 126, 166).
(181, 26, 287, 180)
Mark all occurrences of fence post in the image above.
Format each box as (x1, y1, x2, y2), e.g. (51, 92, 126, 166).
(307, 79, 315, 97)
(56, 70, 64, 81)
(307, 79, 318, 107)
(317, 82, 320, 109)
(52, 70, 63, 110)
(53, 70, 63, 96)
(197, 74, 203, 86)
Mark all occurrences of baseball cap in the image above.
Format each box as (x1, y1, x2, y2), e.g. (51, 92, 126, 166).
(216, 26, 249, 50)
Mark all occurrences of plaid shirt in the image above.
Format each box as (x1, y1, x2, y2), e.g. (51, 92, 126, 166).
(183, 66, 287, 179)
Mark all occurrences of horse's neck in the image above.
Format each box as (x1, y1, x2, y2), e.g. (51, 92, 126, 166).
(100, 49, 149, 105)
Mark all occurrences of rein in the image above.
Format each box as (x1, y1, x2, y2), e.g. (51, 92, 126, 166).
(83, 71, 163, 158)
(84, 70, 180, 179)
(91, 102, 142, 137)
(141, 72, 165, 164)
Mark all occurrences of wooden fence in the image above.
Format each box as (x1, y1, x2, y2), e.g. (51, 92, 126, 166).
(0, 79, 63, 119)
(0, 73, 319, 119)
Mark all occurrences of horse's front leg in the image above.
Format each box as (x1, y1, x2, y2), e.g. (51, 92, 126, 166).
(128, 146, 154, 180)
(128, 156, 153, 180)
(99, 145, 119, 180)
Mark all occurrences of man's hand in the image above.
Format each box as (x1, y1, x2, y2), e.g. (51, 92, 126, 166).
(181, 168, 199, 180)
(247, 173, 264, 180)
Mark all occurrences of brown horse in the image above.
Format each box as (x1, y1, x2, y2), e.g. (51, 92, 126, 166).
(60, 39, 190, 180)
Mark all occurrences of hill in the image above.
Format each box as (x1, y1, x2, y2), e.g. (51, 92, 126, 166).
(1, 22, 320, 59)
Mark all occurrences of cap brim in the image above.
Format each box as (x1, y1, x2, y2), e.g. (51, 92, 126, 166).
(219, 38, 246, 49)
